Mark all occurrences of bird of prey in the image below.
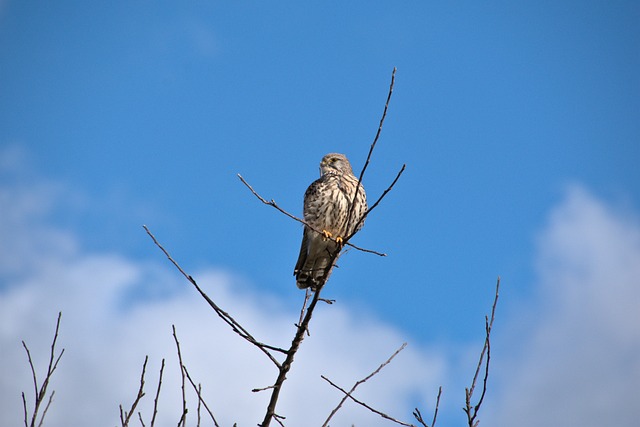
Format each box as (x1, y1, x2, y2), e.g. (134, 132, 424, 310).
(294, 153, 367, 290)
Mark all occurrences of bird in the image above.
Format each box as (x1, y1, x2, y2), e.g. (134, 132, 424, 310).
(294, 153, 367, 290)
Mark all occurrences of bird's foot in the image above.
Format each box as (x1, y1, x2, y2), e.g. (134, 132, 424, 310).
(321, 229, 333, 240)
(335, 236, 344, 247)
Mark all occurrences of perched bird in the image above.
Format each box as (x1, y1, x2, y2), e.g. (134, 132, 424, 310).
(294, 153, 367, 290)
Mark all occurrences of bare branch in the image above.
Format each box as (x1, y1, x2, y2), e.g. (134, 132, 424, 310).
(37, 390, 55, 427)
(273, 413, 286, 427)
(413, 386, 442, 427)
(431, 386, 442, 427)
(143, 225, 286, 367)
(346, 67, 396, 237)
(172, 326, 188, 427)
(182, 364, 221, 427)
(322, 376, 414, 427)
(196, 384, 202, 427)
(22, 342, 37, 416)
(150, 359, 165, 427)
(322, 343, 408, 427)
(22, 311, 64, 427)
(297, 289, 312, 332)
(22, 392, 28, 427)
(464, 277, 501, 427)
(413, 408, 427, 427)
(120, 356, 148, 427)
(237, 174, 387, 257)
(346, 163, 406, 242)
(360, 67, 397, 184)
(252, 385, 276, 393)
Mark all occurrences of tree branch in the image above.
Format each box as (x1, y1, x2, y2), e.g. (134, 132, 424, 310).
(236, 174, 387, 257)
(143, 225, 286, 367)
(322, 343, 409, 427)
(120, 356, 148, 427)
(172, 326, 189, 427)
(346, 163, 406, 242)
(321, 376, 414, 427)
(346, 66, 396, 236)
(182, 365, 221, 427)
(150, 359, 165, 427)
(259, 288, 325, 426)
(21, 311, 64, 427)
(464, 277, 500, 427)
(413, 386, 442, 427)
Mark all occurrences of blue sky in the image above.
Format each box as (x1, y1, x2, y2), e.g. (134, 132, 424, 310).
(1, 2, 639, 426)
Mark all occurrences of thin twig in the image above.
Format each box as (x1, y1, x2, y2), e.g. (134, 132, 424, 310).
(182, 365, 221, 427)
(322, 376, 413, 427)
(22, 342, 37, 419)
(463, 277, 501, 427)
(413, 408, 427, 427)
(296, 289, 311, 332)
(252, 385, 276, 393)
(322, 343, 408, 427)
(37, 390, 55, 427)
(120, 356, 148, 427)
(274, 419, 285, 427)
(22, 312, 64, 427)
(144, 225, 286, 367)
(431, 387, 442, 427)
(346, 163, 406, 242)
(273, 413, 286, 427)
(413, 386, 442, 427)
(346, 67, 396, 237)
(150, 358, 165, 427)
(196, 384, 202, 427)
(237, 174, 387, 257)
(172, 326, 188, 427)
(22, 392, 28, 427)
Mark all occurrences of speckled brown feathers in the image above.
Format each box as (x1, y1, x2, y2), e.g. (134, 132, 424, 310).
(294, 153, 367, 290)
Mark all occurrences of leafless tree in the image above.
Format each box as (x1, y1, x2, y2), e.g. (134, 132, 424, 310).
(19, 68, 502, 427)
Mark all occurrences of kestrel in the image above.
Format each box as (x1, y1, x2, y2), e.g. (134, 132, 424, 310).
(294, 153, 367, 290)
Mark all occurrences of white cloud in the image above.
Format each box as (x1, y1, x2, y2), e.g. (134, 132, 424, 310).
(0, 164, 443, 426)
(487, 185, 640, 426)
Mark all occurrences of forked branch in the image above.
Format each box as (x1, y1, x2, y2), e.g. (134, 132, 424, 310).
(119, 356, 147, 427)
(237, 174, 388, 257)
(413, 387, 442, 427)
(322, 342, 411, 427)
(463, 277, 500, 427)
(21, 311, 64, 427)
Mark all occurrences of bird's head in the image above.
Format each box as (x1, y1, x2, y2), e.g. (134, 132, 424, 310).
(319, 153, 353, 176)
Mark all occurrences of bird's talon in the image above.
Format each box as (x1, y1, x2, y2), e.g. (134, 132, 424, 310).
(336, 236, 344, 246)
(322, 229, 333, 240)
